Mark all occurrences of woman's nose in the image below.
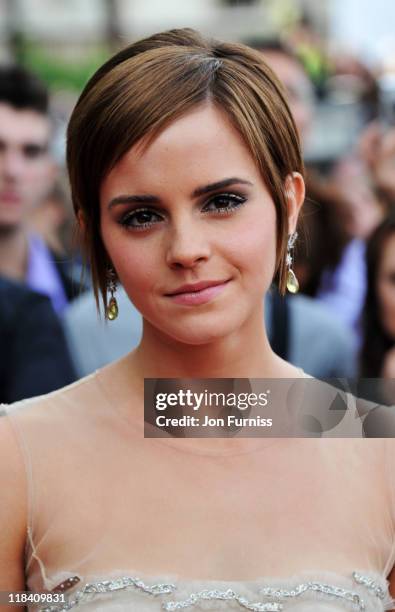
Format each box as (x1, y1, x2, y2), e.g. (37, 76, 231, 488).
(165, 222, 211, 269)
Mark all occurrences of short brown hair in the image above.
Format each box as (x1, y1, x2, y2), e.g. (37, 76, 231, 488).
(67, 28, 304, 312)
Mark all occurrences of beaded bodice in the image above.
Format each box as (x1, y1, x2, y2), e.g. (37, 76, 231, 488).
(37, 570, 392, 611)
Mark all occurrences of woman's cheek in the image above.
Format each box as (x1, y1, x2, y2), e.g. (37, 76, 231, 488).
(104, 233, 153, 290)
(237, 225, 276, 287)
(118, 253, 156, 291)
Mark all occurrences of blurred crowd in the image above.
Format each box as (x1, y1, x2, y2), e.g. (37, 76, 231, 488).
(1, 17, 395, 406)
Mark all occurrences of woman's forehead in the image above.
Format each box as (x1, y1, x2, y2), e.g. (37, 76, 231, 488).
(102, 104, 260, 191)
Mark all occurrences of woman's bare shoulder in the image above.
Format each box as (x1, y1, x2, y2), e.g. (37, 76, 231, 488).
(1, 371, 102, 425)
(0, 412, 26, 501)
(0, 415, 27, 598)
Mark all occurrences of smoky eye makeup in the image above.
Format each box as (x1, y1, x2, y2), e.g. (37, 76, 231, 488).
(118, 208, 163, 231)
(116, 190, 249, 231)
(202, 192, 247, 214)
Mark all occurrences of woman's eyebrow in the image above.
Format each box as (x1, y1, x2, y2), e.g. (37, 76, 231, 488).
(192, 177, 253, 197)
(107, 177, 253, 209)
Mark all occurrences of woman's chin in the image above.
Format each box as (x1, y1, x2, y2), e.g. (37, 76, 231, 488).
(140, 301, 255, 346)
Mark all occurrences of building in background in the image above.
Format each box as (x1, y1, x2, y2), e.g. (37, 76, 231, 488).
(0, 0, 329, 64)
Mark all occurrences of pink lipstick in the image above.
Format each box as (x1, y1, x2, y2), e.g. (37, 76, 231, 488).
(166, 280, 230, 305)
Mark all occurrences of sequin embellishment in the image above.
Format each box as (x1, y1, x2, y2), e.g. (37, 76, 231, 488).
(259, 582, 364, 609)
(40, 577, 176, 611)
(39, 572, 387, 611)
(352, 572, 386, 600)
(163, 590, 282, 611)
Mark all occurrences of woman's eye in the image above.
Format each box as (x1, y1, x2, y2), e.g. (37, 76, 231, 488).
(119, 209, 162, 230)
(118, 193, 247, 230)
(203, 193, 247, 214)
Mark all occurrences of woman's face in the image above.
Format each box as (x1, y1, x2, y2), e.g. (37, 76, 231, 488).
(100, 104, 288, 345)
(377, 234, 395, 339)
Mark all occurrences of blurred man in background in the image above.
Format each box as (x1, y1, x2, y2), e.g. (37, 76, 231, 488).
(0, 276, 75, 403)
(0, 65, 78, 315)
(256, 38, 390, 350)
(247, 38, 315, 139)
(0, 65, 78, 401)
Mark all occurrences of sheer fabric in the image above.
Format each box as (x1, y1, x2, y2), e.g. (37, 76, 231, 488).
(2, 357, 395, 611)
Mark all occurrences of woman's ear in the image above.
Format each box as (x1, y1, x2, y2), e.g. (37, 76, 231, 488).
(285, 172, 305, 233)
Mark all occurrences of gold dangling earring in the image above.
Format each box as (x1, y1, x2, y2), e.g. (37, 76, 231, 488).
(286, 231, 299, 294)
(106, 267, 119, 320)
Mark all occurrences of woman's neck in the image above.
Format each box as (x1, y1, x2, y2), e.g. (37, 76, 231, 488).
(97, 303, 303, 452)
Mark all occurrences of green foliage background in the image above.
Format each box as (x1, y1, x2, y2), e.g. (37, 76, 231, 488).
(17, 38, 110, 92)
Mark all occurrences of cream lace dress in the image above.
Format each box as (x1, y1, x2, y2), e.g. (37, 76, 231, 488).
(2, 358, 395, 611)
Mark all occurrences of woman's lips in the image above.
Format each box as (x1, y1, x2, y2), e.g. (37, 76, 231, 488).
(166, 280, 230, 305)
